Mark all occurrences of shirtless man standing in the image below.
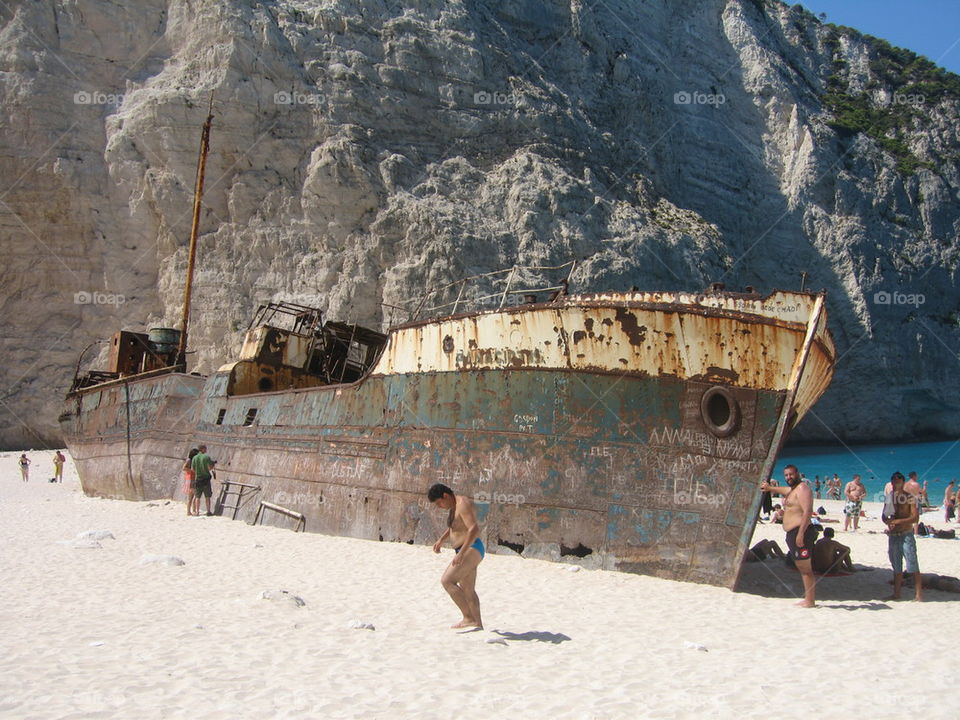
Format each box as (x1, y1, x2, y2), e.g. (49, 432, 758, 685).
(843, 475, 866, 531)
(428, 483, 484, 629)
(886, 472, 923, 602)
(943, 480, 956, 522)
(905, 472, 923, 514)
(761, 464, 817, 607)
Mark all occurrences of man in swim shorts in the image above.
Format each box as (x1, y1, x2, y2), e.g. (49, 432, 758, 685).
(761, 464, 817, 607)
(428, 483, 484, 629)
(843, 474, 866, 531)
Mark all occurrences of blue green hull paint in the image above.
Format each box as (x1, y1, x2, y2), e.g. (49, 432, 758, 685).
(62, 366, 784, 588)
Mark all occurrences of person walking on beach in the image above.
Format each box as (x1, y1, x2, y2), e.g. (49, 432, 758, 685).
(183, 448, 199, 516)
(761, 464, 817, 607)
(944, 480, 956, 522)
(190, 445, 216, 516)
(53, 451, 65, 483)
(18, 453, 30, 481)
(885, 472, 922, 602)
(843, 475, 866, 531)
(428, 483, 484, 629)
(814, 476, 821, 499)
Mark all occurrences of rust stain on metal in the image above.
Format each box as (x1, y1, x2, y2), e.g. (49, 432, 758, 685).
(62, 284, 836, 590)
(614, 307, 647, 347)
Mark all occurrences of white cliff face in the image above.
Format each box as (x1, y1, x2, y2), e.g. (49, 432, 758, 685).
(0, 0, 958, 447)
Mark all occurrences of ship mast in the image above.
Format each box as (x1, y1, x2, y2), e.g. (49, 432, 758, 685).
(176, 93, 215, 370)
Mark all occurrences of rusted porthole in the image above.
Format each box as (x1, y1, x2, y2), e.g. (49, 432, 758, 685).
(700, 386, 740, 438)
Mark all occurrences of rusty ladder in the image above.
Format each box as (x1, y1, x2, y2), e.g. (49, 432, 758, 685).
(216, 480, 262, 520)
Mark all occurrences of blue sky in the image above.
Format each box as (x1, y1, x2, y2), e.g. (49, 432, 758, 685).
(798, 0, 960, 75)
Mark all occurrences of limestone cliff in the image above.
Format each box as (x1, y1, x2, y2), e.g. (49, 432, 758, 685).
(1, 0, 958, 449)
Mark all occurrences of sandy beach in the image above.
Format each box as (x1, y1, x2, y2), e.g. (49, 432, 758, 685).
(2, 449, 959, 720)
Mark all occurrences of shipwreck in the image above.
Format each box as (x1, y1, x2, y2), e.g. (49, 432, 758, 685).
(61, 261, 835, 588)
(60, 110, 836, 588)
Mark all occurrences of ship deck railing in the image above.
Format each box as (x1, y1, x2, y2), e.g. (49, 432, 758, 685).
(253, 500, 306, 532)
(383, 261, 577, 324)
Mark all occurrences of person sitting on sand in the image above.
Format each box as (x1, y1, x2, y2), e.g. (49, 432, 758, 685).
(428, 483, 484, 629)
(771, 503, 784, 524)
(813, 527, 853, 574)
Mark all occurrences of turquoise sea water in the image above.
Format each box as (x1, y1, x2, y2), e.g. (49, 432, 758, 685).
(778, 439, 960, 504)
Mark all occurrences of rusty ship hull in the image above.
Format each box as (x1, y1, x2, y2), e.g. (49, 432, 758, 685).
(61, 290, 835, 588)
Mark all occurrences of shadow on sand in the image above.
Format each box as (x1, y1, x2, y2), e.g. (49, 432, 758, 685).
(737, 560, 958, 606)
(491, 630, 572, 644)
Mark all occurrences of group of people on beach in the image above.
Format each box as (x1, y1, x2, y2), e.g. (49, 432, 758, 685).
(759, 465, 925, 607)
(17, 451, 65, 483)
(180, 446, 217, 516)
(806, 470, 958, 515)
(811, 474, 844, 500)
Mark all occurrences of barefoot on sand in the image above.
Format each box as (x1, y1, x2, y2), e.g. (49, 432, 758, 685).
(450, 618, 482, 629)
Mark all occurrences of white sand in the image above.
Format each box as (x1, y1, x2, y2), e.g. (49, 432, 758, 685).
(2, 449, 959, 720)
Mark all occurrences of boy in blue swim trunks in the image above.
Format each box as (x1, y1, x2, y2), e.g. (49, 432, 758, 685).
(428, 483, 484, 629)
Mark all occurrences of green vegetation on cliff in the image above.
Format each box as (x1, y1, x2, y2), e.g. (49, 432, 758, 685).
(821, 27, 959, 174)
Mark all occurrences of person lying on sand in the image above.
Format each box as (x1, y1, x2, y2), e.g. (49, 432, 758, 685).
(746, 539, 785, 562)
(428, 483, 484, 629)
